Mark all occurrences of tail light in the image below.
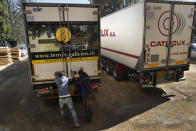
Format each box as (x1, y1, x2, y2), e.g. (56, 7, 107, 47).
(180, 71, 184, 78)
(141, 76, 149, 84)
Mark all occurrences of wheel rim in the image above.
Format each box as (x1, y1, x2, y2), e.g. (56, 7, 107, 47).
(113, 70, 117, 77)
(101, 61, 104, 69)
(106, 65, 109, 72)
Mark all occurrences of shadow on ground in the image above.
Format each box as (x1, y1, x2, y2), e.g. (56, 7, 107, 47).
(190, 59, 196, 64)
(90, 71, 172, 130)
(0, 61, 172, 131)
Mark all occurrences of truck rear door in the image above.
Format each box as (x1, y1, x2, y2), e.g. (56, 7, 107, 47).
(144, 2, 195, 69)
(144, 2, 170, 69)
(168, 4, 195, 66)
(25, 5, 65, 82)
(65, 5, 100, 79)
(24, 4, 100, 82)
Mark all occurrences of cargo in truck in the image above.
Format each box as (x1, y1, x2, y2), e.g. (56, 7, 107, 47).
(23, 3, 100, 99)
(101, 0, 196, 87)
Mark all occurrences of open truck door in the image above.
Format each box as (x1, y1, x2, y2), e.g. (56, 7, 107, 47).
(144, 2, 194, 69)
(169, 4, 195, 66)
(142, 1, 195, 86)
(23, 3, 100, 99)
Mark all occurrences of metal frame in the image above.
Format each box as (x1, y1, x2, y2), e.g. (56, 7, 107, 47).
(142, 0, 196, 72)
(101, 2, 142, 19)
(22, 2, 99, 8)
(141, 1, 147, 72)
(23, 2, 101, 88)
(166, 2, 174, 68)
(22, 3, 34, 87)
(97, 4, 101, 75)
(146, 0, 196, 5)
(188, 4, 196, 65)
(139, 0, 196, 86)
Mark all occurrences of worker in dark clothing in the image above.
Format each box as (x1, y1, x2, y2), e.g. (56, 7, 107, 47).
(73, 70, 93, 123)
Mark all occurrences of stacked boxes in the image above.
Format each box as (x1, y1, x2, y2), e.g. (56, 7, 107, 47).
(11, 48, 19, 63)
(0, 47, 12, 66)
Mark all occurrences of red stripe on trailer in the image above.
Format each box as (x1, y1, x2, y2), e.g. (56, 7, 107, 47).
(101, 47, 139, 59)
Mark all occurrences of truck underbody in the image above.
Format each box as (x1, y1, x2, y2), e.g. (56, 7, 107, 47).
(101, 56, 188, 87)
(23, 3, 101, 99)
(101, 1, 195, 87)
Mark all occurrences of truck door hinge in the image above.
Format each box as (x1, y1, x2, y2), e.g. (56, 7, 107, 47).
(145, 25, 150, 30)
(185, 58, 190, 62)
(144, 45, 149, 49)
(93, 11, 99, 15)
(32, 75, 40, 79)
(144, 63, 148, 66)
(58, 7, 63, 11)
(169, 59, 175, 64)
(95, 70, 101, 73)
(153, 6, 162, 10)
(188, 14, 194, 18)
(146, 6, 151, 11)
(161, 59, 175, 64)
(161, 59, 167, 64)
(191, 8, 196, 12)
(186, 43, 190, 46)
(23, 10, 32, 14)
(189, 26, 195, 29)
(65, 7, 69, 11)
(27, 44, 36, 49)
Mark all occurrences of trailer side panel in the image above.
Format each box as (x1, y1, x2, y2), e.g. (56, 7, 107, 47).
(101, 2, 144, 70)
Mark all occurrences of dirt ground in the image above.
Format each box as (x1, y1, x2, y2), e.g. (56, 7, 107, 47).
(105, 61, 196, 131)
(0, 60, 196, 131)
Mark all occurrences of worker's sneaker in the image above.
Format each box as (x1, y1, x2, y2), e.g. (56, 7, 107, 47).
(75, 124, 80, 127)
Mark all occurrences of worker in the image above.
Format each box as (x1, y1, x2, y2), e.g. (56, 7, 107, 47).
(54, 71, 80, 127)
(73, 69, 93, 123)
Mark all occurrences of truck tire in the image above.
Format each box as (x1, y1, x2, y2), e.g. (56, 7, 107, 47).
(113, 69, 121, 81)
(101, 59, 105, 70)
(105, 59, 114, 74)
(106, 64, 112, 74)
(112, 63, 129, 81)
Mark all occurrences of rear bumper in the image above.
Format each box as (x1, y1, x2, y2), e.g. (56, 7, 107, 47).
(33, 78, 100, 99)
(140, 66, 188, 87)
(141, 77, 186, 88)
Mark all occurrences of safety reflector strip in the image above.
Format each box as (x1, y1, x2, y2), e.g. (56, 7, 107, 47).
(33, 79, 54, 82)
(176, 61, 184, 64)
(148, 63, 159, 68)
(32, 56, 98, 64)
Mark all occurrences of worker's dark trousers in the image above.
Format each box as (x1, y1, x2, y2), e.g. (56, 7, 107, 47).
(82, 96, 93, 122)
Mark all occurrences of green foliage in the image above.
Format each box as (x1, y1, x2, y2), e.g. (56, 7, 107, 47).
(6, 0, 33, 44)
(0, 0, 12, 39)
(89, 0, 139, 16)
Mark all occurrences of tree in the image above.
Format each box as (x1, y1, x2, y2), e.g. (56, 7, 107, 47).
(6, 0, 33, 44)
(89, 0, 139, 16)
(0, 0, 12, 39)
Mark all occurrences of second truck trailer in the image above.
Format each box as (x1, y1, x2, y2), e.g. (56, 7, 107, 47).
(101, 0, 196, 87)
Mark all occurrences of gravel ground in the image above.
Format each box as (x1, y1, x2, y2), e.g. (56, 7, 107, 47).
(104, 62, 196, 131)
(0, 60, 196, 131)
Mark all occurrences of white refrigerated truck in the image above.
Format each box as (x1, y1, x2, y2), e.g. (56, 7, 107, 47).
(101, 0, 195, 87)
(23, 3, 100, 99)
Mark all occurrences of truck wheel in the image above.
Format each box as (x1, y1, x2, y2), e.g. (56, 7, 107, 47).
(101, 60, 105, 70)
(113, 69, 121, 81)
(106, 64, 112, 74)
(128, 70, 134, 80)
